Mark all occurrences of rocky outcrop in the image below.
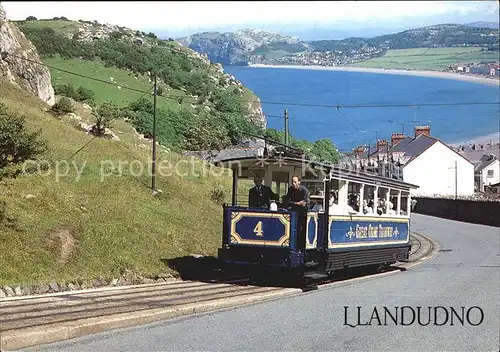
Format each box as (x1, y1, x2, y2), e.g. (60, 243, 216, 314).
(177, 29, 310, 66)
(0, 5, 55, 105)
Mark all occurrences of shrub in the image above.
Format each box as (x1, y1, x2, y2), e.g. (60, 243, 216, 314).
(0, 103, 47, 179)
(50, 97, 74, 116)
(210, 184, 227, 205)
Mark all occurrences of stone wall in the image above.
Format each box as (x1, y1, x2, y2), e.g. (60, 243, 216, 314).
(413, 197, 500, 227)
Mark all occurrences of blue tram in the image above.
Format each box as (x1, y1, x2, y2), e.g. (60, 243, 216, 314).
(215, 147, 419, 282)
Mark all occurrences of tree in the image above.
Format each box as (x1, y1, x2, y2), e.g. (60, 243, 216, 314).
(25, 16, 37, 21)
(90, 101, 119, 137)
(309, 138, 341, 164)
(0, 103, 47, 179)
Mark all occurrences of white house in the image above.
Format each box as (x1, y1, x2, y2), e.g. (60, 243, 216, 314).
(475, 154, 500, 192)
(352, 126, 475, 197)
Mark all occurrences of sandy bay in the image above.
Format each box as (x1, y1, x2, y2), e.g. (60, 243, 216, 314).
(248, 64, 500, 87)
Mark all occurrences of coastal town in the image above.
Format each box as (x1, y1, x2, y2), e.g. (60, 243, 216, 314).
(444, 61, 500, 77)
(344, 126, 500, 201)
(250, 46, 387, 67)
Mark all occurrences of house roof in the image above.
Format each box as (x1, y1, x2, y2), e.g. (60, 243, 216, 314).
(398, 134, 438, 165)
(358, 133, 474, 167)
(459, 146, 500, 164)
(475, 154, 498, 173)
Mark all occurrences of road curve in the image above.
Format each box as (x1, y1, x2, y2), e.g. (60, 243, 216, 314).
(22, 214, 500, 351)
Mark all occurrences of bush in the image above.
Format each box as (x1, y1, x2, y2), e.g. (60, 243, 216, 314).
(210, 184, 227, 205)
(50, 97, 74, 116)
(90, 101, 119, 137)
(0, 103, 47, 179)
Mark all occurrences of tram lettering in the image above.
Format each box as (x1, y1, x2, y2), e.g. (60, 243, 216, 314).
(347, 224, 398, 239)
(253, 221, 264, 237)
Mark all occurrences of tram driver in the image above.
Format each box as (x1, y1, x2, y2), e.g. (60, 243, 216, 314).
(248, 175, 278, 208)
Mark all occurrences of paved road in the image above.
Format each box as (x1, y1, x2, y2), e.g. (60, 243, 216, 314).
(26, 214, 500, 352)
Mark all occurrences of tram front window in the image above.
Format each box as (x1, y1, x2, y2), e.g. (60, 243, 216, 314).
(270, 171, 289, 206)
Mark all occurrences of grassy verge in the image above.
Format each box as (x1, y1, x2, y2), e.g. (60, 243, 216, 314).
(0, 79, 236, 286)
(349, 47, 499, 70)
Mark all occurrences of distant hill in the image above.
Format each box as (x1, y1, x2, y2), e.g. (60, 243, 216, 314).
(464, 21, 499, 29)
(177, 29, 311, 66)
(178, 23, 500, 68)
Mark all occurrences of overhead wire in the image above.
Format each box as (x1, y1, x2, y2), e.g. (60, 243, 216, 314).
(6, 53, 500, 110)
(6, 53, 498, 153)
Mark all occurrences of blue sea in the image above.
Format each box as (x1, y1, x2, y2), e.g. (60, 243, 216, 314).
(224, 66, 500, 152)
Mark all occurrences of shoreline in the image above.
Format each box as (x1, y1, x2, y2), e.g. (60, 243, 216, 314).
(449, 132, 500, 148)
(248, 64, 500, 87)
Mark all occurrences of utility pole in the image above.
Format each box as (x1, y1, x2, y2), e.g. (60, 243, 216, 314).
(151, 74, 158, 194)
(284, 109, 289, 148)
(448, 160, 458, 199)
(454, 160, 457, 200)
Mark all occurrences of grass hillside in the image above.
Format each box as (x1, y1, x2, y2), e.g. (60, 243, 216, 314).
(14, 18, 341, 163)
(15, 18, 266, 152)
(0, 78, 238, 286)
(349, 47, 500, 70)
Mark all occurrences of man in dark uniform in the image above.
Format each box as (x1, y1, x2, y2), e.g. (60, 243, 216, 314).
(248, 175, 278, 208)
(285, 175, 309, 249)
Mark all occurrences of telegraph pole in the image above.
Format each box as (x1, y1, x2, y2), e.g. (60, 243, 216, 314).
(151, 74, 158, 194)
(284, 109, 289, 148)
(454, 160, 458, 200)
(448, 160, 458, 199)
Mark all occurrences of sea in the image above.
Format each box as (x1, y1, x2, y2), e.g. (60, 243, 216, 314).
(224, 66, 500, 152)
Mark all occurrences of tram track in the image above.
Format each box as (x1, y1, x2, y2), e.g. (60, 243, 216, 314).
(0, 232, 439, 351)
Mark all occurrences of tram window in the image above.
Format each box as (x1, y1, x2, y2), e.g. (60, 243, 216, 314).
(363, 185, 375, 214)
(400, 192, 409, 215)
(376, 187, 389, 215)
(347, 182, 361, 212)
(270, 171, 289, 200)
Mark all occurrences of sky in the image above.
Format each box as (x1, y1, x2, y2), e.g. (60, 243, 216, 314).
(1, 1, 499, 39)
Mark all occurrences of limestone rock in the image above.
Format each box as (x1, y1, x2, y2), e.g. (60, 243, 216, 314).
(0, 4, 55, 105)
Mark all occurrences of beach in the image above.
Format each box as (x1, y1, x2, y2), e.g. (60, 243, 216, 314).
(450, 132, 500, 148)
(247, 63, 499, 148)
(249, 64, 500, 87)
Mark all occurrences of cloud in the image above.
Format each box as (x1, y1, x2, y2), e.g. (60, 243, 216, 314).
(2, 0, 498, 31)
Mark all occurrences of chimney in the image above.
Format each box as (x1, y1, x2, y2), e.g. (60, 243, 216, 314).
(391, 132, 406, 147)
(376, 139, 388, 149)
(353, 145, 365, 158)
(414, 125, 430, 138)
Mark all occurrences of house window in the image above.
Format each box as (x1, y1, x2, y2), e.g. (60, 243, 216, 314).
(487, 170, 494, 178)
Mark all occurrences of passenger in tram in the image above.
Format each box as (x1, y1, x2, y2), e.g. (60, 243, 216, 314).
(363, 199, 373, 214)
(386, 200, 396, 215)
(328, 192, 355, 215)
(377, 199, 385, 215)
(328, 193, 342, 214)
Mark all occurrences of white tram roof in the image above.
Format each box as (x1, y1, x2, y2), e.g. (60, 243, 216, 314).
(213, 151, 419, 192)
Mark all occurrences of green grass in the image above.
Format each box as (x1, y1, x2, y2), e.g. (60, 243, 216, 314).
(349, 47, 500, 70)
(0, 79, 235, 286)
(18, 19, 81, 36)
(44, 56, 190, 111)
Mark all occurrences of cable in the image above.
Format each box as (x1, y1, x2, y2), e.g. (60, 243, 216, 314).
(63, 83, 155, 161)
(6, 53, 500, 110)
(7, 53, 498, 151)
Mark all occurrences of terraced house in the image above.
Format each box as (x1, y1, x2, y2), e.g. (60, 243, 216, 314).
(351, 126, 475, 197)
